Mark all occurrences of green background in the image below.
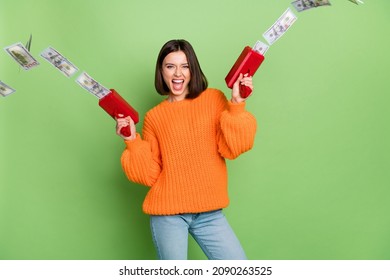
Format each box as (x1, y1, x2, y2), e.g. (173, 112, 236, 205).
(1, 0, 389, 260)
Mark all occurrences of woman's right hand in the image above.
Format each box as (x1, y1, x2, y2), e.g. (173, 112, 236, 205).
(116, 114, 136, 141)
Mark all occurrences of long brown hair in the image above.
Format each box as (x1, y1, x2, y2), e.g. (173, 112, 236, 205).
(155, 39, 208, 99)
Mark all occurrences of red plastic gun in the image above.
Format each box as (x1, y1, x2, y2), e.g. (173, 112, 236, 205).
(225, 46, 265, 98)
(98, 89, 139, 137)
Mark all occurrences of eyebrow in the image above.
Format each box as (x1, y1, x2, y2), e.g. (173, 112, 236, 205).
(164, 62, 189, 66)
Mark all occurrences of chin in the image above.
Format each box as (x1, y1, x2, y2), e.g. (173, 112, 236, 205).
(171, 91, 185, 96)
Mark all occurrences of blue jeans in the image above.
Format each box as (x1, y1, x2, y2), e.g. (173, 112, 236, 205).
(150, 209, 247, 260)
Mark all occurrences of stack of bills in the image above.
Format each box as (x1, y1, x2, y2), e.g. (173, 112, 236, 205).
(3, 40, 109, 99)
(3, 1, 363, 100)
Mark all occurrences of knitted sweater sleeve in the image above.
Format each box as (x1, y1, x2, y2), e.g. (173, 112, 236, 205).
(120, 114, 162, 187)
(217, 99, 257, 160)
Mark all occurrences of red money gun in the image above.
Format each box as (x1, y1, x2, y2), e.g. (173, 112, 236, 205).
(98, 89, 139, 137)
(225, 46, 265, 98)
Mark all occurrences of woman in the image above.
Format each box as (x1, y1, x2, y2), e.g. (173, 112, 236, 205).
(116, 39, 257, 260)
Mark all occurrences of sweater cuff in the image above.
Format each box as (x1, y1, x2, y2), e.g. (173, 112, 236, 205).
(124, 133, 142, 149)
(227, 101, 246, 114)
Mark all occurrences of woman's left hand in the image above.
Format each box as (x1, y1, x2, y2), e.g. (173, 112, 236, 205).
(231, 73, 253, 104)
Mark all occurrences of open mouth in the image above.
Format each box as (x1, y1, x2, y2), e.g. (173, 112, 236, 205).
(172, 79, 184, 91)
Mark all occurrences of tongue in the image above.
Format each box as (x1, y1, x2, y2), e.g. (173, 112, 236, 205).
(173, 82, 183, 91)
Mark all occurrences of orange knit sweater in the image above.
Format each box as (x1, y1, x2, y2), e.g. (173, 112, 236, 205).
(121, 88, 257, 215)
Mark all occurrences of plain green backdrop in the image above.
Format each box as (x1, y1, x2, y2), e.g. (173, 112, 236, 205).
(1, 0, 389, 260)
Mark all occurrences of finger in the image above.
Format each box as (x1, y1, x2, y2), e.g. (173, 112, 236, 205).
(126, 116, 133, 124)
(242, 80, 253, 87)
(115, 113, 124, 120)
(116, 125, 123, 136)
(116, 117, 129, 127)
(241, 76, 253, 85)
(116, 119, 127, 127)
(241, 75, 252, 82)
(233, 73, 244, 89)
(130, 122, 136, 136)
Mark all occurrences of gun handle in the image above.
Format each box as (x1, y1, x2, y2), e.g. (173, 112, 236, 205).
(239, 84, 252, 98)
(120, 126, 131, 137)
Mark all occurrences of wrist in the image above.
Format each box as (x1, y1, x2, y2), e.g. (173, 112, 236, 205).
(230, 96, 240, 104)
(124, 134, 136, 141)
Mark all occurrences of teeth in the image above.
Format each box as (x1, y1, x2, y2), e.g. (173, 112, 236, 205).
(172, 80, 183, 83)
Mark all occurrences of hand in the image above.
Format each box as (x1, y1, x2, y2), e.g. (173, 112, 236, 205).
(231, 73, 253, 103)
(115, 114, 136, 141)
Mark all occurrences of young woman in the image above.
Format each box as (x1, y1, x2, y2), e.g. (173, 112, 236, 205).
(116, 39, 257, 260)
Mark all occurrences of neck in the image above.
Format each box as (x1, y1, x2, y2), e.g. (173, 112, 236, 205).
(167, 94, 186, 102)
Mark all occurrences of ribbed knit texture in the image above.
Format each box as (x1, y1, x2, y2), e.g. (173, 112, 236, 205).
(121, 88, 257, 215)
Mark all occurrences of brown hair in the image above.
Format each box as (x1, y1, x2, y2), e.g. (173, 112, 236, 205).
(155, 39, 208, 99)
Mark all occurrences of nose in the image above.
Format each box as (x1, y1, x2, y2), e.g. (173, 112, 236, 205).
(174, 68, 182, 77)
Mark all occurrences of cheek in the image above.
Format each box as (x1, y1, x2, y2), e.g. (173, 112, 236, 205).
(162, 71, 171, 84)
(183, 69, 191, 79)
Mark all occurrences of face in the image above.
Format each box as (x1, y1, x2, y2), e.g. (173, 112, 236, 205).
(162, 51, 191, 101)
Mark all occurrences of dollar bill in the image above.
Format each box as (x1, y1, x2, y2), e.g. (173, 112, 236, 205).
(316, 0, 332, 6)
(253, 40, 269, 55)
(0, 81, 16, 97)
(263, 8, 297, 45)
(348, 0, 364, 4)
(76, 71, 110, 99)
(4, 42, 40, 70)
(41, 46, 79, 77)
(292, 0, 331, 12)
